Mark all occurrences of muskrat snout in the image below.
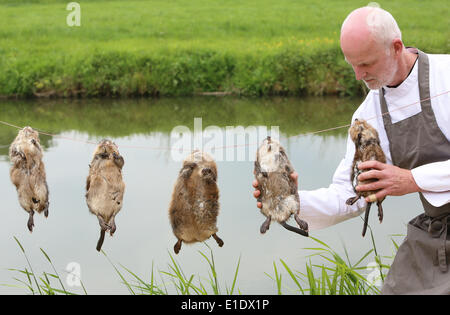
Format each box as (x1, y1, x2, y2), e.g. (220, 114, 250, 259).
(201, 167, 216, 181)
(201, 168, 212, 176)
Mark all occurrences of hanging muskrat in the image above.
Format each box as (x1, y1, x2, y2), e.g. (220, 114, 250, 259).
(346, 118, 387, 237)
(254, 136, 309, 236)
(9, 126, 49, 232)
(168, 150, 224, 254)
(86, 139, 125, 252)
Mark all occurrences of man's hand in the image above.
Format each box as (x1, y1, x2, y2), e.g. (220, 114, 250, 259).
(356, 161, 423, 202)
(252, 172, 299, 208)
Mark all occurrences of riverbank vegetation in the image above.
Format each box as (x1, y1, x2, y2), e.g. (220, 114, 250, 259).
(0, 0, 448, 98)
(5, 235, 394, 295)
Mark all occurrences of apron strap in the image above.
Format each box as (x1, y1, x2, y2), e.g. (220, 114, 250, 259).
(417, 50, 431, 111)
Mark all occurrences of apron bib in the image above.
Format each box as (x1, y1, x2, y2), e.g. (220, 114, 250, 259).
(379, 49, 450, 294)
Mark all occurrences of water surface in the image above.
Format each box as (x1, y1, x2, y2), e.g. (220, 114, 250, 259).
(0, 97, 421, 294)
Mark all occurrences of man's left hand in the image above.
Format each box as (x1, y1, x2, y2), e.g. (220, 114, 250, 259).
(355, 161, 423, 202)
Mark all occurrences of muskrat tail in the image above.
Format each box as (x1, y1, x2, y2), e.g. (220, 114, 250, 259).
(280, 221, 309, 237)
(96, 229, 106, 252)
(361, 202, 372, 237)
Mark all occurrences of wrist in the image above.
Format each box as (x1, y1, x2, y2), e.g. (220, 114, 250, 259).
(408, 170, 423, 193)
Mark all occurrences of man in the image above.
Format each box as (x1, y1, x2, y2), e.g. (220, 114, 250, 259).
(252, 6, 450, 294)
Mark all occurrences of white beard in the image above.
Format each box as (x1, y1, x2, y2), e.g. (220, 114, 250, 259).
(364, 55, 399, 90)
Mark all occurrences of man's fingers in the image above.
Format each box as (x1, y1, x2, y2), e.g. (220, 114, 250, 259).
(365, 190, 388, 203)
(290, 172, 298, 181)
(358, 170, 384, 181)
(358, 160, 386, 170)
(253, 178, 261, 208)
(356, 180, 384, 192)
(290, 171, 299, 188)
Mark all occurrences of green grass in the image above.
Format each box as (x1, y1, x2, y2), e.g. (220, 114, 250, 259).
(4, 237, 87, 295)
(5, 233, 398, 295)
(106, 245, 242, 295)
(267, 235, 390, 295)
(0, 0, 448, 97)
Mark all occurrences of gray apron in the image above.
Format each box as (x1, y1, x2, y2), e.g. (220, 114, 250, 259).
(379, 49, 450, 295)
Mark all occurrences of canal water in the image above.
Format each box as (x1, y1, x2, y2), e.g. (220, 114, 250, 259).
(0, 96, 421, 294)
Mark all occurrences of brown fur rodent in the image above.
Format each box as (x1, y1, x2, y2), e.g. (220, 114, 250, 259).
(168, 150, 224, 254)
(346, 119, 387, 237)
(86, 139, 125, 252)
(254, 136, 309, 237)
(9, 126, 49, 232)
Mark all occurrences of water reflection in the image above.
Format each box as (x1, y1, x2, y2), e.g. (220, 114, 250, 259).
(0, 97, 421, 294)
(0, 96, 356, 157)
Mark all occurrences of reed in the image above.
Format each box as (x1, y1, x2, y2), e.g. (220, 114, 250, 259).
(104, 243, 242, 295)
(266, 228, 399, 295)
(4, 234, 396, 295)
(4, 237, 87, 295)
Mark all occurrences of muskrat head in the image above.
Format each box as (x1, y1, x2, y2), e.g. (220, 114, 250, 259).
(257, 136, 284, 173)
(182, 150, 217, 182)
(19, 126, 40, 146)
(349, 119, 380, 148)
(93, 139, 120, 159)
(199, 160, 217, 182)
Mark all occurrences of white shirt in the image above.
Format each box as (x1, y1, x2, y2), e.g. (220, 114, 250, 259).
(299, 53, 450, 231)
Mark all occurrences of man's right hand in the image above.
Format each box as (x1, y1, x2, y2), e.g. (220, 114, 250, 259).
(252, 172, 299, 209)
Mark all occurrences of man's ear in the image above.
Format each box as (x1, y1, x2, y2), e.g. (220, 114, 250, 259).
(392, 38, 403, 56)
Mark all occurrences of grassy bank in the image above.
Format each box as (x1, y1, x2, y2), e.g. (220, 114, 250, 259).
(0, 0, 448, 97)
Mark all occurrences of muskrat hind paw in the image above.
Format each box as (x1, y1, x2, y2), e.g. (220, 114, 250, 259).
(174, 239, 182, 254)
(212, 233, 224, 247)
(377, 201, 384, 223)
(346, 196, 360, 205)
(260, 217, 271, 234)
(294, 214, 309, 232)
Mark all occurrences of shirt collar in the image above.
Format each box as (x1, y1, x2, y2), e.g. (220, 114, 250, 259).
(383, 57, 419, 98)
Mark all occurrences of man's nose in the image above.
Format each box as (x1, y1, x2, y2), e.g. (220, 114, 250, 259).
(353, 66, 366, 81)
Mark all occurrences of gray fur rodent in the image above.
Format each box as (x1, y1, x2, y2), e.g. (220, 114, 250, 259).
(9, 126, 49, 232)
(169, 150, 224, 254)
(86, 139, 125, 252)
(254, 136, 308, 237)
(346, 119, 387, 237)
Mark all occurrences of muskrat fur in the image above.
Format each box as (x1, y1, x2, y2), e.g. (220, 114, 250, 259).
(9, 126, 49, 232)
(346, 119, 387, 237)
(86, 139, 125, 251)
(254, 136, 309, 237)
(169, 150, 224, 254)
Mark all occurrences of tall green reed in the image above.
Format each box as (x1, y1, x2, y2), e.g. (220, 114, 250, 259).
(5, 234, 397, 295)
(266, 227, 398, 295)
(4, 236, 86, 295)
(104, 243, 241, 295)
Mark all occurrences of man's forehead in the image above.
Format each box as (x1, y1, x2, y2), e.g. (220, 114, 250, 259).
(341, 35, 382, 65)
(344, 54, 378, 66)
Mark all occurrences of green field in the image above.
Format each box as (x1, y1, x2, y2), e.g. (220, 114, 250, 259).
(0, 0, 448, 97)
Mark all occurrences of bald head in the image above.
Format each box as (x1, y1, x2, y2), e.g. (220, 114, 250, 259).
(341, 7, 373, 47)
(341, 6, 402, 52)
